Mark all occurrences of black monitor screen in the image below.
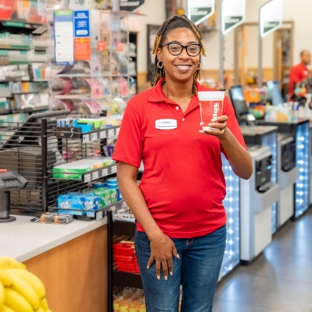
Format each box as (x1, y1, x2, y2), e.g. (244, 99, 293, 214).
(229, 85, 249, 116)
(266, 81, 283, 106)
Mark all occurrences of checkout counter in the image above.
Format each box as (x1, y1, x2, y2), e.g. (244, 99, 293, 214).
(239, 126, 279, 264)
(258, 119, 310, 220)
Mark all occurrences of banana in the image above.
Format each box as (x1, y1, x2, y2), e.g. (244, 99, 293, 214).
(0, 270, 12, 287)
(35, 308, 44, 312)
(4, 288, 34, 312)
(40, 297, 48, 310)
(5, 269, 45, 300)
(7, 271, 40, 310)
(1, 305, 15, 312)
(0, 257, 26, 270)
(0, 282, 4, 309)
(46, 310, 52, 312)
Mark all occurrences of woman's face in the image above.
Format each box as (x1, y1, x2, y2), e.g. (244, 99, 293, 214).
(157, 27, 200, 84)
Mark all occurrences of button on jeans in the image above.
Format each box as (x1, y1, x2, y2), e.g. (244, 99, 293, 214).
(134, 225, 226, 312)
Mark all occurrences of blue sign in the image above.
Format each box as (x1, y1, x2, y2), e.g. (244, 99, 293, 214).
(74, 10, 90, 38)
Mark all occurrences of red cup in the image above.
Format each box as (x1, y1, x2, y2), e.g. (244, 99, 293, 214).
(198, 91, 225, 131)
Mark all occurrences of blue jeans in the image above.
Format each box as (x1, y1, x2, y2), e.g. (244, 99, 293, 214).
(134, 225, 226, 312)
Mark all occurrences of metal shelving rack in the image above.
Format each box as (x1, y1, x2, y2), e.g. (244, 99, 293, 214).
(107, 209, 143, 312)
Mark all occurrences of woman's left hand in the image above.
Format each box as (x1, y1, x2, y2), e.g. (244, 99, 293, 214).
(200, 115, 228, 139)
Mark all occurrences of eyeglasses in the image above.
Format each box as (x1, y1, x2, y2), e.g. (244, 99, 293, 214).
(162, 42, 202, 57)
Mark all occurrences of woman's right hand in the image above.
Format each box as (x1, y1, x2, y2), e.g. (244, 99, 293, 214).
(147, 233, 179, 280)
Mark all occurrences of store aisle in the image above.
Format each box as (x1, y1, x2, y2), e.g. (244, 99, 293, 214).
(213, 209, 312, 312)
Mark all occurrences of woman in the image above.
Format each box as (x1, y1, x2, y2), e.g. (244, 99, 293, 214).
(113, 14, 252, 312)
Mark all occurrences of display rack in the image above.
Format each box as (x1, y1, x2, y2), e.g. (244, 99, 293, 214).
(107, 209, 143, 312)
(47, 9, 137, 115)
(0, 17, 50, 120)
(0, 112, 119, 220)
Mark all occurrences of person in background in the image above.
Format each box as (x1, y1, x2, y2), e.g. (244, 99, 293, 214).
(113, 14, 252, 312)
(289, 50, 311, 96)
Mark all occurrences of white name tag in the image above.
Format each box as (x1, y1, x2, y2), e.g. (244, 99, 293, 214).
(155, 119, 177, 130)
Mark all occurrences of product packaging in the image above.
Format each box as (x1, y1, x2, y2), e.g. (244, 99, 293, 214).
(198, 91, 225, 131)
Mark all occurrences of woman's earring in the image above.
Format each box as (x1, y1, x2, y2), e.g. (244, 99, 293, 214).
(157, 61, 164, 69)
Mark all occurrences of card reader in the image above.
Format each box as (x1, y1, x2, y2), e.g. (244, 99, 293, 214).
(0, 169, 27, 222)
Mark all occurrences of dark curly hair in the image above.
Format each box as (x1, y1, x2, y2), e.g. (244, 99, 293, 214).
(151, 14, 206, 96)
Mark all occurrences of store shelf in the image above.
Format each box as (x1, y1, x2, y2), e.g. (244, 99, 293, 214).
(0, 44, 30, 50)
(12, 106, 49, 113)
(53, 163, 117, 183)
(63, 200, 125, 221)
(56, 125, 120, 142)
(0, 109, 12, 115)
(113, 271, 143, 289)
(54, 94, 130, 100)
(13, 90, 46, 95)
(0, 90, 11, 97)
(0, 60, 47, 65)
(54, 73, 132, 78)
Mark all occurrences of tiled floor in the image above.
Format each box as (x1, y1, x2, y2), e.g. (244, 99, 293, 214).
(213, 209, 312, 312)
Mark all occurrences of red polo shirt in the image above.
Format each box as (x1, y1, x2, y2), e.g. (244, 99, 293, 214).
(113, 80, 246, 238)
(289, 63, 310, 95)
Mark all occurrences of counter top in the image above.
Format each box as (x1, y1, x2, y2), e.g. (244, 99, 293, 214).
(0, 216, 107, 262)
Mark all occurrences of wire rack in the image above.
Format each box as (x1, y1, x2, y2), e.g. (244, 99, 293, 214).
(0, 112, 113, 216)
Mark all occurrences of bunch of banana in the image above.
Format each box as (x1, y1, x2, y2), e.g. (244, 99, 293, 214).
(0, 257, 52, 312)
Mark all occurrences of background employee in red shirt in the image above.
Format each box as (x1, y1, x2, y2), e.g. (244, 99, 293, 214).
(113, 15, 252, 312)
(289, 50, 311, 95)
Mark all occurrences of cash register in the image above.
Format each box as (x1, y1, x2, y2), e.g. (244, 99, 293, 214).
(0, 169, 27, 222)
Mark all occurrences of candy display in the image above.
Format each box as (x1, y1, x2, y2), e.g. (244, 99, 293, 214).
(113, 288, 146, 312)
(57, 193, 102, 216)
(56, 116, 121, 132)
(52, 157, 114, 180)
(113, 237, 140, 274)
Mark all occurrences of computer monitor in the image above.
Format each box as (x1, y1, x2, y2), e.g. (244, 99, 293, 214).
(266, 81, 284, 106)
(229, 85, 249, 118)
(0, 110, 70, 149)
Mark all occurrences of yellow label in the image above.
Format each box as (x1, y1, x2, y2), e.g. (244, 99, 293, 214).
(139, 308, 146, 312)
(129, 308, 137, 312)
(113, 303, 119, 310)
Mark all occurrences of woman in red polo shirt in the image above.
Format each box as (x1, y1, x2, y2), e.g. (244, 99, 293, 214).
(113, 15, 252, 312)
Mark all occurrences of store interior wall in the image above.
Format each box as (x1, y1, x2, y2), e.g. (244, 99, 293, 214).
(135, 0, 166, 89)
(246, 0, 312, 66)
(136, 0, 312, 88)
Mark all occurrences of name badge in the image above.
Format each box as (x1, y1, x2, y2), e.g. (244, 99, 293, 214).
(155, 119, 177, 130)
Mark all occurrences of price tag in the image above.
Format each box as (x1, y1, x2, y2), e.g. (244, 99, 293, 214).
(91, 133, 98, 141)
(102, 168, 108, 176)
(84, 174, 91, 182)
(92, 171, 99, 180)
(111, 165, 117, 174)
(83, 134, 90, 143)
(96, 210, 103, 220)
(108, 129, 114, 137)
(100, 131, 107, 139)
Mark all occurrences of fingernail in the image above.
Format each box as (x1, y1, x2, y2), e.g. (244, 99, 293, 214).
(170, 272, 173, 276)
(147, 266, 149, 269)
(177, 254, 180, 259)
(208, 123, 212, 126)
(157, 275, 160, 280)
(164, 276, 168, 281)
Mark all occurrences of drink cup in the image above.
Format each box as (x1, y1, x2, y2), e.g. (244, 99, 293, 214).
(198, 91, 225, 131)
